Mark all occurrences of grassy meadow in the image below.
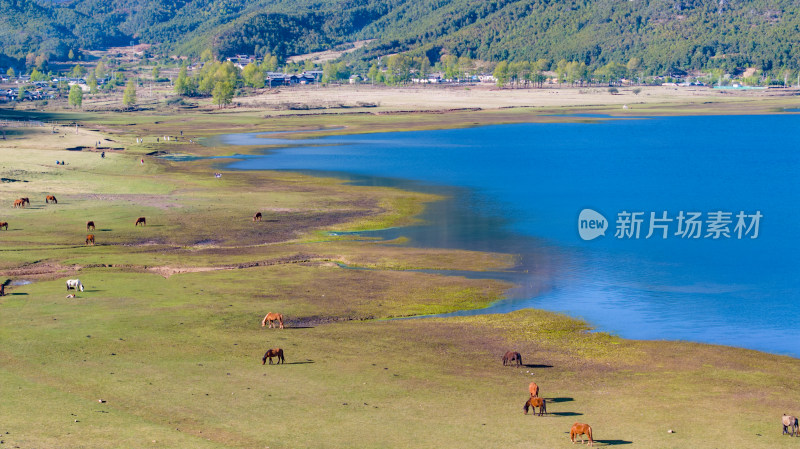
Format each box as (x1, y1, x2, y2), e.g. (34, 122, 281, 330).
(1, 103, 800, 448)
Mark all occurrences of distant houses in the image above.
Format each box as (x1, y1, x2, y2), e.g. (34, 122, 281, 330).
(266, 71, 321, 87)
(226, 54, 261, 69)
(411, 72, 496, 84)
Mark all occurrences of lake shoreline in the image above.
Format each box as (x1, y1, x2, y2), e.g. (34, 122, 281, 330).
(2, 100, 800, 448)
(212, 114, 800, 357)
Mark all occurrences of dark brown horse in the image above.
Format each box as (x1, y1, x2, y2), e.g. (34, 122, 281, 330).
(45, 195, 57, 204)
(86, 234, 95, 245)
(261, 312, 284, 329)
(253, 212, 262, 222)
(262, 348, 285, 365)
(86, 221, 95, 231)
(21, 197, 30, 206)
(523, 397, 547, 416)
(529, 382, 539, 398)
(503, 351, 522, 366)
(135, 217, 146, 226)
(0, 221, 8, 230)
(0, 279, 9, 296)
(570, 423, 594, 446)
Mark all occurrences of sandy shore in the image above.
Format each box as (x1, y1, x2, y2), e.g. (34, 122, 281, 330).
(231, 84, 797, 112)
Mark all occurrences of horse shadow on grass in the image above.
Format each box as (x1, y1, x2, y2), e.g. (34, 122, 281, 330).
(9, 292, 28, 296)
(98, 228, 113, 232)
(594, 440, 633, 446)
(522, 363, 553, 369)
(283, 361, 314, 365)
(547, 411, 582, 417)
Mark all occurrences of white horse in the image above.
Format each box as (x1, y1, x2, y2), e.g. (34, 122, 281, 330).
(66, 279, 84, 292)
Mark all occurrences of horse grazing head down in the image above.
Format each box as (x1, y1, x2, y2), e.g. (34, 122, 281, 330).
(0, 222, 8, 230)
(253, 212, 262, 222)
(570, 423, 593, 446)
(523, 397, 547, 416)
(503, 351, 522, 366)
(784, 414, 799, 436)
(135, 217, 146, 226)
(86, 234, 95, 245)
(45, 195, 57, 204)
(87, 221, 95, 230)
(261, 312, 284, 329)
(66, 279, 84, 292)
(262, 348, 285, 365)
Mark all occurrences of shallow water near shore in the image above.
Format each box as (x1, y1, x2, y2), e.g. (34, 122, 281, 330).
(215, 116, 800, 357)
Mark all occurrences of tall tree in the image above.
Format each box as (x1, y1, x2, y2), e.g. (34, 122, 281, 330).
(493, 61, 509, 87)
(87, 73, 98, 94)
(71, 65, 86, 78)
(122, 80, 137, 108)
(242, 62, 265, 88)
(95, 61, 107, 79)
(175, 65, 192, 95)
(68, 84, 83, 108)
(212, 80, 234, 108)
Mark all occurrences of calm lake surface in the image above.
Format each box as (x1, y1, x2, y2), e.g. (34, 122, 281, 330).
(211, 115, 800, 357)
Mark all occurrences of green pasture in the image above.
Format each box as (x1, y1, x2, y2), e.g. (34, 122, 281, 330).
(1, 104, 799, 448)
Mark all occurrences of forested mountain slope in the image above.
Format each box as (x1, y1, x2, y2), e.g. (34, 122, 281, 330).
(3, 0, 799, 73)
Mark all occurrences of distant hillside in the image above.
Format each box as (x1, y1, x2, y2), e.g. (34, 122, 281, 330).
(2, 0, 800, 74)
(0, 0, 127, 63)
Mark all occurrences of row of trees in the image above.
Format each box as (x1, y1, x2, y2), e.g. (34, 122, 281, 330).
(66, 80, 137, 109)
(175, 61, 239, 107)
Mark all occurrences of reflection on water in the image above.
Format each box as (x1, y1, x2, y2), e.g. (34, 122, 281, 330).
(213, 117, 800, 357)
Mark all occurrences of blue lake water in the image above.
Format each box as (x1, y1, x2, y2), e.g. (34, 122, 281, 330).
(210, 115, 800, 357)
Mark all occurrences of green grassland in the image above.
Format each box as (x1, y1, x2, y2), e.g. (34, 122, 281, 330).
(1, 106, 800, 448)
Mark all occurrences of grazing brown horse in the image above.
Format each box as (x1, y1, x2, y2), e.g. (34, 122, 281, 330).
(45, 195, 57, 204)
(135, 217, 146, 226)
(503, 351, 522, 366)
(86, 234, 95, 245)
(570, 423, 594, 446)
(262, 348, 285, 365)
(261, 312, 284, 329)
(253, 212, 262, 222)
(784, 414, 799, 436)
(13, 199, 25, 208)
(523, 397, 547, 416)
(0, 221, 8, 230)
(21, 197, 30, 206)
(529, 382, 539, 398)
(86, 221, 95, 231)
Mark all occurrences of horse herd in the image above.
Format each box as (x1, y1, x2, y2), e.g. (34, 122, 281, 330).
(4, 194, 148, 245)
(260, 313, 285, 364)
(9, 193, 795, 442)
(507, 350, 800, 443)
(507, 351, 595, 445)
(80, 217, 146, 246)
